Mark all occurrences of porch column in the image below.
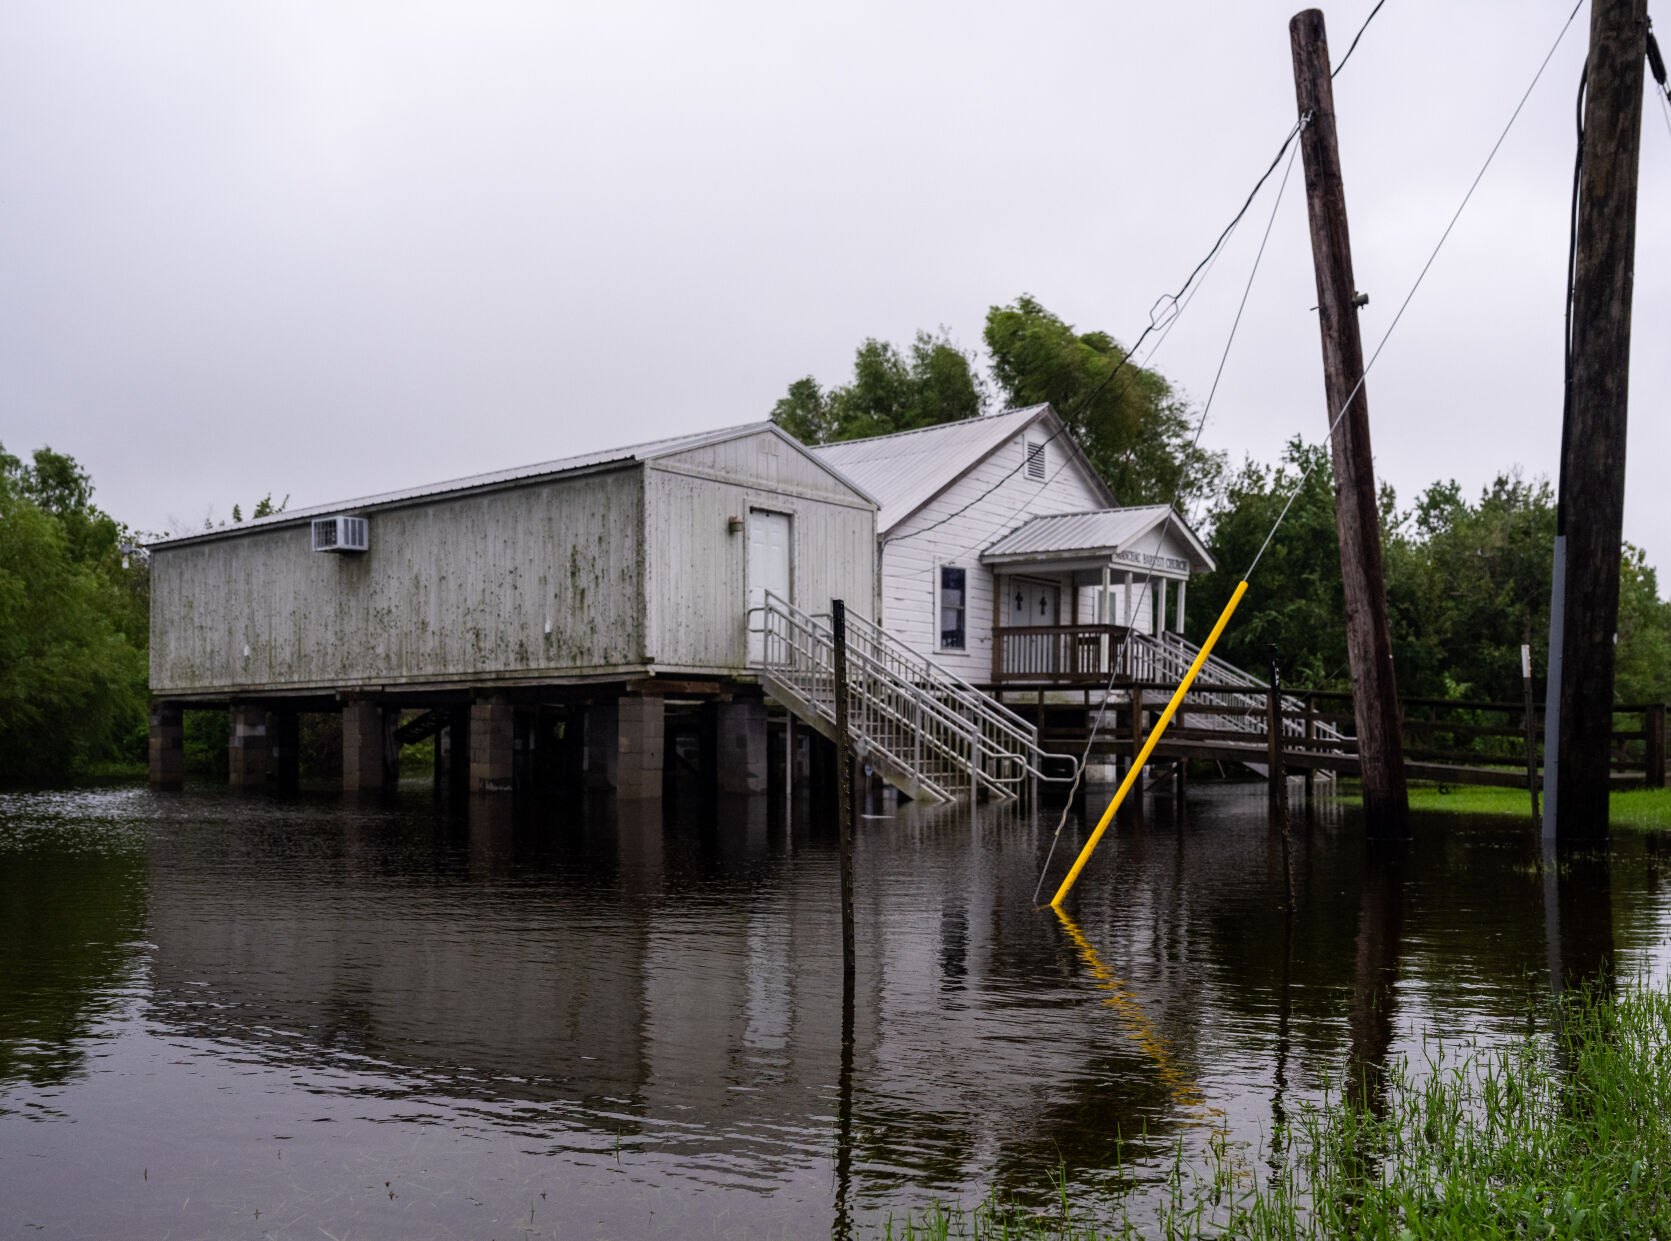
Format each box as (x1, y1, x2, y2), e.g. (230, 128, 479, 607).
(149, 702, 184, 789)
(1124, 572, 1135, 631)
(470, 693, 514, 793)
(229, 705, 268, 787)
(1176, 579, 1188, 634)
(1157, 579, 1169, 635)
(1100, 565, 1113, 673)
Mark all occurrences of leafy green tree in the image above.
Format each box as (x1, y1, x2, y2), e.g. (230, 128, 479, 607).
(983, 295, 1223, 508)
(1191, 439, 1346, 685)
(771, 329, 987, 444)
(0, 445, 148, 783)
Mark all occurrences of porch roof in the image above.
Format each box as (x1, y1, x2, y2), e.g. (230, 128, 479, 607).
(980, 506, 1216, 574)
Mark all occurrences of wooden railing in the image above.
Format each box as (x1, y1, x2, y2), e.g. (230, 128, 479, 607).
(1290, 690, 1669, 788)
(992, 624, 1130, 684)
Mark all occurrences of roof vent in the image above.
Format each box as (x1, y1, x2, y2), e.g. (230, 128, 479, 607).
(312, 516, 369, 554)
(1025, 439, 1047, 481)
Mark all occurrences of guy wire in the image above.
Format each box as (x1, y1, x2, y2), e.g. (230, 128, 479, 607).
(1242, 0, 1586, 583)
(1031, 134, 1303, 905)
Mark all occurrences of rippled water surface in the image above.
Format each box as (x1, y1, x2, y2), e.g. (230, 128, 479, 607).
(2, 780, 1669, 1239)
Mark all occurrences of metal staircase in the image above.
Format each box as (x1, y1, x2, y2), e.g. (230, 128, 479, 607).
(748, 592, 1076, 803)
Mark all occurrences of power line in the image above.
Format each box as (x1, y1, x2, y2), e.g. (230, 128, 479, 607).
(907, 1, 1395, 550)
(1244, 0, 1587, 581)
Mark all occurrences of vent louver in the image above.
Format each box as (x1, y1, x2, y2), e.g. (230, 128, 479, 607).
(1025, 439, 1046, 481)
(312, 516, 369, 553)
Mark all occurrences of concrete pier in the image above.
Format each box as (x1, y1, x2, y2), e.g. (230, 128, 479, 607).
(616, 694, 665, 800)
(711, 698, 766, 794)
(470, 694, 514, 793)
(267, 709, 299, 790)
(342, 700, 387, 790)
(229, 705, 269, 787)
(149, 703, 184, 789)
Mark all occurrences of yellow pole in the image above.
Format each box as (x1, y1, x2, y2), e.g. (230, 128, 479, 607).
(1049, 579, 1249, 909)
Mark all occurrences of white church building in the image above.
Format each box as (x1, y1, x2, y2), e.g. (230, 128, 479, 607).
(811, 404, 1215, 689)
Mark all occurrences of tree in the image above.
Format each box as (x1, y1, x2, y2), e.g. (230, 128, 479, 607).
(0, 445, 148, 783)
(770, 329, 987, 444)
(1192, 439, 1346, 685)
(984, 296, 1223, 508)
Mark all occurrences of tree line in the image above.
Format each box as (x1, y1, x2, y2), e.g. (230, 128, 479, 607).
(3, 299, 1666, 784)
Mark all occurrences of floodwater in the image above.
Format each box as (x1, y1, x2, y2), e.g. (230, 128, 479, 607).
(2, 778, 1668, 1240)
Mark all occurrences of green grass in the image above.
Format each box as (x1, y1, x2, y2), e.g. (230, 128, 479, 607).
(1381, 783, 1671, 829)
(875, 980, 1671, 1239)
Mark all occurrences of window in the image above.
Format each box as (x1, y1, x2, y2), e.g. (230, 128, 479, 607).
(1025, 439, 1046, 481)
(939, 566, 967, 650)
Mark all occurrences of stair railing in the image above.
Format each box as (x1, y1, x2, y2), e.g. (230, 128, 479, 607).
(819, 607, 1079, 788)
(750, 592, 1002, 800)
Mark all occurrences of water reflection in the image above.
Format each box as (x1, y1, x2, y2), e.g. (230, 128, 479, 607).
(0, 783, 1668, 1239)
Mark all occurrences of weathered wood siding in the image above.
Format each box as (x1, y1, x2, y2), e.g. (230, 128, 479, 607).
(644, 430, 876, 671)
(150, 468, 648, 694)
(880, 429, 1109, 682)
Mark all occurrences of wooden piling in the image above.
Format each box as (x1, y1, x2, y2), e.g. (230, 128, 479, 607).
(1290, 9, 1408, 836)
(832, 599, 856, 977)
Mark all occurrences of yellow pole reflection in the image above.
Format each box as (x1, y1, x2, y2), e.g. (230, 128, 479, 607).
(1053, 907, 1224, 1131)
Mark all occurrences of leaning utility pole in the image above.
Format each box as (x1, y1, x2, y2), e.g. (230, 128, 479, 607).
(1545, 0, 1649, 840)
(1290, 8, 1408, 835)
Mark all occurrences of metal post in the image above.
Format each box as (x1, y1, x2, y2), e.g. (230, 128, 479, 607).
(833, 599, 856, 976)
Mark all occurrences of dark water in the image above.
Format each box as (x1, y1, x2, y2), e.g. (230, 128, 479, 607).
(2, 780, 1668, 1240)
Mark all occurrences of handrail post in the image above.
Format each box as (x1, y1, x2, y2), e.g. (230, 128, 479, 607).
(1650, 702, 1667, 789)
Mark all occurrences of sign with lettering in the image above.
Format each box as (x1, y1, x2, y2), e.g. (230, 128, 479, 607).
(1114, 549, 1189, 574)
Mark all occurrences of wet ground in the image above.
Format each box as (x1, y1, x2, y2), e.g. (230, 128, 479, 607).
(2, 778, 1668, 1239)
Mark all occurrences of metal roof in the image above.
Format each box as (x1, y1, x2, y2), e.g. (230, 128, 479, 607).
(149, 421, 873, 550)
(980, 506, 1216, 572)
(808, 405, 1111, 533)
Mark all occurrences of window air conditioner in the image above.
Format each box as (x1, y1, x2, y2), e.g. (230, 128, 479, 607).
(312, 516, 369, 553)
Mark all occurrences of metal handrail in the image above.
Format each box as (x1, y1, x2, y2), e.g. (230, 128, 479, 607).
(822, 607, 1077, 784)
(749, 594, 996, 799)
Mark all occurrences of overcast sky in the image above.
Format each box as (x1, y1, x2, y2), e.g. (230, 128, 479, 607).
(3, 1, 1667, 565)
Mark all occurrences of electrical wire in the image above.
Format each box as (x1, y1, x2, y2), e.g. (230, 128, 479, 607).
(1243, 0, 1587, 582)
(1030, 135, 1303, 905)
(911, 1, 1397, 553)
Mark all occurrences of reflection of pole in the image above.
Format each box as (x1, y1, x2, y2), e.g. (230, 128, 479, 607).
(832, 600, 856, 976)
(1347, 841, 1405, 1119)
(1269, 648, 1294, 913)
(831, 941, 857, 1241)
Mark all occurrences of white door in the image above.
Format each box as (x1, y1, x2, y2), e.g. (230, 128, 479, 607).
(748, 510, 792, 662)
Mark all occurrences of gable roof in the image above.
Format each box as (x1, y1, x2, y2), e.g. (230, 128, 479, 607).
(980, 505, 1216, 573)
(807, 405, 1115, 534)
(150, 421, 875, 550)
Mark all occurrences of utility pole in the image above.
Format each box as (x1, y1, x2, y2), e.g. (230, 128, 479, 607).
(1289, 9, 1408, 836)
(1545, 0, 1649, 840)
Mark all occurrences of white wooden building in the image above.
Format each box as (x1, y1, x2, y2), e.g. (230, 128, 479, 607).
(811, 405, 1215, 687)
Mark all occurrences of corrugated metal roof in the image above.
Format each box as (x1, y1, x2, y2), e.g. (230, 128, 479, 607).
(809, 405, 1055, 532)
(981, 506, 1216, 572)
(150, 420, 864, 550)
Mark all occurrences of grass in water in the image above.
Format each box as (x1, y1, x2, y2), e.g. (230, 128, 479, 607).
(1345, 783, 1671, 830)
(874, 980, 1671, 1239)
